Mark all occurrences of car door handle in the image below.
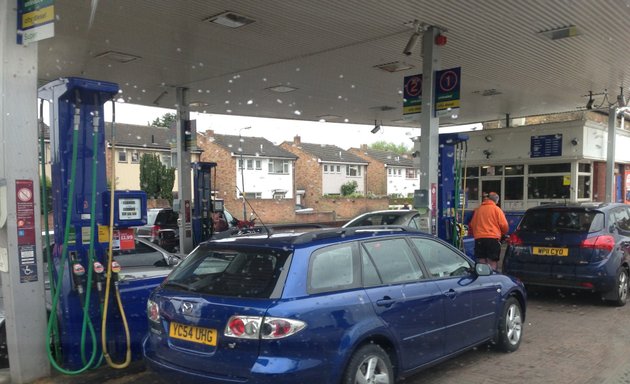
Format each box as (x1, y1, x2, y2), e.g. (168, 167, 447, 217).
(376, 296, 395, 307)
(444, 289, 457, 299)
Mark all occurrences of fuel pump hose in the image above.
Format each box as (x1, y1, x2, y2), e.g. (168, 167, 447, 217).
(46, 104, 99, 374)
(101, 101, 132, 369)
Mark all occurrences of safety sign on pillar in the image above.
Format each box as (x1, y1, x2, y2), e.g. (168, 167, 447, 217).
(15, 180, 37, 283)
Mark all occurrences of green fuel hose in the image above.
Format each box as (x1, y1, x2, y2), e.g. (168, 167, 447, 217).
(46, 103, 99, 374)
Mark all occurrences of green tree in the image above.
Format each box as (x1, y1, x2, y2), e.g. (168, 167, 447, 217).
(139, 154, 175, 203)
(370, 141, 410, 154)
(149, 112, 177, 128)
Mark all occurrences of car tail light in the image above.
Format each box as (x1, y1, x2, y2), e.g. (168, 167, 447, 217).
(147, 299, 160, 323)
(507, 233, 523, 246)
(151, 225, 161, 241)
(580, 235, 615, 251)
(224, 315, 306, 340)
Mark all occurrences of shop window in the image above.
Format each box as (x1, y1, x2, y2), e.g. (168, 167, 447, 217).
(528, 176, 570, 199)
(504, 177, 524, 200)
(465, 166, 479, 177)
(465, 177, 479, 201)
(504, 164, 524, 176)
(578, 163, 591, 172)
(481, 165, 502, 176)
(578, 175, 591, 199)
(529, 163, 571, 173)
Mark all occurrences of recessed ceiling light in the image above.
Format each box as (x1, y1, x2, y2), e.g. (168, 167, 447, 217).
(317, 115, 341, 121)
(266, 85, 298, 93)
(373, 61, 414, 73)
(538, 25, 579, 40)
(94, 50, 141, 63)
(204, 11, 255, 28)
(369, 105, 396, 111)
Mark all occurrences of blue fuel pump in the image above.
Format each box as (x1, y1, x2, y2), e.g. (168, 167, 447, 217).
(39, 78, 147, 372)
(437, 133, 469, 248)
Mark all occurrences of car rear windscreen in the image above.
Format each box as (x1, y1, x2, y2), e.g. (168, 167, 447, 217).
(518, 209, 604, 233)
(164, 244, 290, 298)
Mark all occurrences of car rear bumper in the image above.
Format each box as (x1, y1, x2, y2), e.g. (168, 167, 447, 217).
(144, 338, 331, 384)
(504, 261, 615, 292)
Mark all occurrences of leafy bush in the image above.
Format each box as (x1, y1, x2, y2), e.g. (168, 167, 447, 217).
(340, 180, 358, 196)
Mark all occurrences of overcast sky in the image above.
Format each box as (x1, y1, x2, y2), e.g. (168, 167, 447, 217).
(104, 102, 480, 150)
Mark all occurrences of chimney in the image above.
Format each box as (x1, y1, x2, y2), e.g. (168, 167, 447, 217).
(360, 144, 368, 151)
(206, 129, 215, 137)
(294, 135, 301, 145)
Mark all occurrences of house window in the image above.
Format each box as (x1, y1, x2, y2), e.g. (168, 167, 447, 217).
(131, 151, 140, 163)
(336, 165, 341, 173)
(397, 169, 401, 176)
(405, 168, 417, 179)
(118, 150, 127, 163)
(255, 160, 262, 170)
(244, 192, 262, 199)
(346, 165, 361, 177)
(247, 159, 254, 170)
(238, 159, 244, 170)
(388, 169, 392, 175)
(324, 165, 329, 173)
(161, 154, 171, 168)
(268, 160, 290, 174)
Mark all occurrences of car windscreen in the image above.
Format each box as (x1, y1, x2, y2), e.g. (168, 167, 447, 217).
(518, 209, 604, 233)
(164, 244, 291, 298)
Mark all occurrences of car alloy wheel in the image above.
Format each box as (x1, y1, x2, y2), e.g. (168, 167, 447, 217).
(343, 344, 393, 384)
(615, 268, 628, 306)
(497, 297, 523, 352)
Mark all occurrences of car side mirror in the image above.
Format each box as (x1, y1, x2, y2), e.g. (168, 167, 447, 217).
(168, 255, 181, 266)
(475, 263, 493, 276)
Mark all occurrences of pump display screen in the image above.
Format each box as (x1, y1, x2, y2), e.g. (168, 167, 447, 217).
(118, 198, 142, 221)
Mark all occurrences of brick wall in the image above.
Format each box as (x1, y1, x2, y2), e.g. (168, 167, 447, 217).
(316, 197, 389, 221)
(348, 147, 387, 196)
(280, 140, 323, 208)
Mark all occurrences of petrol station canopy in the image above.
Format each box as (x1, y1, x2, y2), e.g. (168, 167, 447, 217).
(37, 1, 630, 128)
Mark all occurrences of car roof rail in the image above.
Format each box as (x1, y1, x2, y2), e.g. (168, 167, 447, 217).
(292, 225, 413, 244)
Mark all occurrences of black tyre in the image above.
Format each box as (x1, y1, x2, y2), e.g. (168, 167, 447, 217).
(342, 344, 393, 384)
(496, 296, 523, 352)
(607, 267, 628, 307)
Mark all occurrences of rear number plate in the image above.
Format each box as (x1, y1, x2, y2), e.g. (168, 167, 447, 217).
(169, 322, 217, 346)
(532, 247, 569, 256)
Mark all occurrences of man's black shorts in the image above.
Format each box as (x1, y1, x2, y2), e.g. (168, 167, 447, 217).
(474, 238, 501, 261)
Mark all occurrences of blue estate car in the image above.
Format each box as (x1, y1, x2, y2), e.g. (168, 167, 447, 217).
(143, 227, 526, 384)
(503, 202, 630, 306)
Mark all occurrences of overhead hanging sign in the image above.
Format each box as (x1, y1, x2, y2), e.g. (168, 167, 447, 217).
(17, 0, 55, 45)
(403, 74, 423, 120)
(435, 67, 461, 117)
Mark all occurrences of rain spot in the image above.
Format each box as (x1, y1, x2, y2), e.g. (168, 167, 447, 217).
(247, 100, 254, 105)
(294, 110, 302, 116)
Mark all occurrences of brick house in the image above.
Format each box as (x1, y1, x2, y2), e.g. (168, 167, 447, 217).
(196, 130, 298, 223)
(348, 144, 419, 198)
(280, 136, 369, 209)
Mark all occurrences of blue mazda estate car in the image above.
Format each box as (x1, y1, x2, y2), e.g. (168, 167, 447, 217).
(143, 227, 526, 383)
(503, 202, 630, 306)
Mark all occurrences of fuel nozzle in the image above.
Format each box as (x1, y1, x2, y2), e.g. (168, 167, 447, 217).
(111, 260, 122, 281)
(72, 262, 86, 297)
(93, 261, 105, 300)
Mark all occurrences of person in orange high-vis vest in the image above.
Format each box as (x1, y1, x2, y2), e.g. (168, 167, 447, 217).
(468, 192, 508, 270)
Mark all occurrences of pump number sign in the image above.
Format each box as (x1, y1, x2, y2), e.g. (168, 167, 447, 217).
(118, 198, 141, 221)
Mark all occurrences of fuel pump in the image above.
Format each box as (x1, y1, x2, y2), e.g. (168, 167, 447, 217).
(39, 78, 117, 372)
(192, 161, 218, 247)
(437, 133, 469, 247)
